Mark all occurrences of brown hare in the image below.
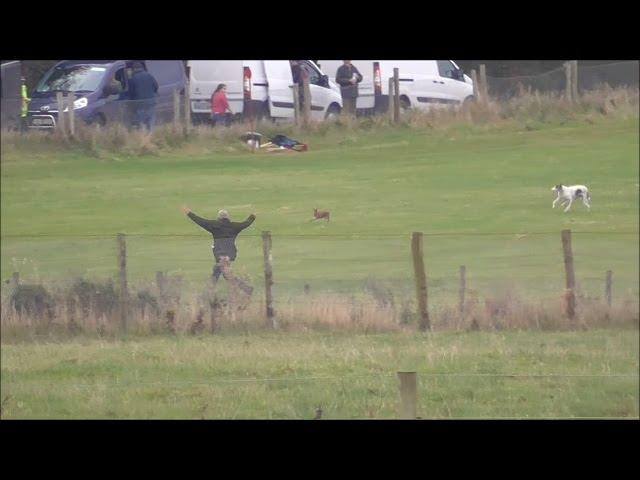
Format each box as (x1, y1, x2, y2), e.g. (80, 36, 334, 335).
(313, 208, 330, 222)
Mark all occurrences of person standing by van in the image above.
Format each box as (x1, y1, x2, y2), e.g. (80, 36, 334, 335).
(210, 83, 233, 126)
(335, 60, 362, 117)
(128, 61, 159, 131)
(20, 76, 31, 131)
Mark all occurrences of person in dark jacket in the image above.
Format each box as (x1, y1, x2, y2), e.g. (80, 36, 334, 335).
(128, 61, 159, 130)
(335, 60, 363, 117)
(182, 206, 256, 293)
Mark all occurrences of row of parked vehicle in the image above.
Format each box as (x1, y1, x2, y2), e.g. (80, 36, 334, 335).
(25, 60, 475, 129)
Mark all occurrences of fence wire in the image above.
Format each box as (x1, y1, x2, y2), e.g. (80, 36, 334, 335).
(487, 61, 638, 100)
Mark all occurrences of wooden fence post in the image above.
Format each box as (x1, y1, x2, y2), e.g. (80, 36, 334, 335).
(183, 79, 191, 136)
(479, 64, 488, 103)
(393, 68, 400, 123)
(398, 371, 417, 419)
(67, 93, 75, 136)
(262, 231, 276, 328)
(605, 270, 612, 309)
(302, 77, 311, 126)
(11, 272, 20, 288)
(411, 232, 430, 331)
(459, 265, 466, 322)
(388, 78, 395, 121)
(564, 62, 572, 102)
(561, 229, 576, 320)
(571, 60, 579, 101)
(56, 92, 66, 134)
(117, 233, 128, 332)
(471, 69, 479, 101)
(292, 84, 301, 126)
(173, 89, 180, 130)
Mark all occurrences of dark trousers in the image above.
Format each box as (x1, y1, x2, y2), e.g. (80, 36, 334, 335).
(211, 112, 231, 127)
(342, 97, 357, 117)
(132, 100, 156, 131)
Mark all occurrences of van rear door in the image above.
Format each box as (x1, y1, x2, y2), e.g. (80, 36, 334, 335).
(263, 60, 295, 119)
(188, 61, 243, 117)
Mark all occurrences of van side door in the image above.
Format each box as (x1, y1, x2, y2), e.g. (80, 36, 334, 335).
(298, 60, 330, 120)
(436, 60, 470, 104)
(145, 60, 187, 124)
(264, 60, 295, 119)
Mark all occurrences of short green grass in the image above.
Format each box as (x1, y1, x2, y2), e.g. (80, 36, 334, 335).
(1, 330, 637, 419)
(1, 116, 638, 302)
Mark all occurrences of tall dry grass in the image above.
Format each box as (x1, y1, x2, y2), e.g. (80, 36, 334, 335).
(1, 277, 637, 341)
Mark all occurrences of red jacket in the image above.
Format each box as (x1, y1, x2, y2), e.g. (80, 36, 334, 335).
(211, 90, 230, 114)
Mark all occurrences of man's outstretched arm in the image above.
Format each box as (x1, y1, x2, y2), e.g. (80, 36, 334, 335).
(234, 214, 256, 232)
(182, 206, 215, 233)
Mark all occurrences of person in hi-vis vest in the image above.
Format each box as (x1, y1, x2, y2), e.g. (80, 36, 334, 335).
(21, 76, 31, 131)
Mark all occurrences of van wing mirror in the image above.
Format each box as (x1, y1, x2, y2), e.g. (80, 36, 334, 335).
(453, 69, 464, 81)
(320, 74, 329, 87)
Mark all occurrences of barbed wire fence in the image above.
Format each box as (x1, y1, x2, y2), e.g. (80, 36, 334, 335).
(2, 229, 638, 335)
(483, 61, 639, 101)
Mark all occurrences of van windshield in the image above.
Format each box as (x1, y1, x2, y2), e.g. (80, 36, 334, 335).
(35, 64, 108, 93)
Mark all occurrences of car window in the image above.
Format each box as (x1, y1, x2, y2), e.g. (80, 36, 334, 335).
(300, 61, 321, 85)
(437, 60, 457, 79)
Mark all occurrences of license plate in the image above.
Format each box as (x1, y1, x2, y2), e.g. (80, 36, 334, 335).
(192, 100, 210, 111)
(32, 117, 54, 126)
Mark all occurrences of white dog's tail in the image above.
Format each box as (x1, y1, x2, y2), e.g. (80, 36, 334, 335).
(587, 191, 591, 201)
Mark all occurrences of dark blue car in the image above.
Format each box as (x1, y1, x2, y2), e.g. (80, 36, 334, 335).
(27, 60, 187, 129)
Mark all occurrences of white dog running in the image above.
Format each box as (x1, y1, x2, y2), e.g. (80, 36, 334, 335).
(551, 184, 591, 212)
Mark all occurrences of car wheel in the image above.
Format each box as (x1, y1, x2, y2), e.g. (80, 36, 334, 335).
(400, 96, 411, 111)
(325, 104, 341, 121)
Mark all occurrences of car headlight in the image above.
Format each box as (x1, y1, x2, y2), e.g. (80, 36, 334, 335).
(73, 97, 88, 110)
(62, 97, 88, 112)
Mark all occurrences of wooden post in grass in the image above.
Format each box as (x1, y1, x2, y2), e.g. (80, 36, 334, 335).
(67, 93, 75, 136)
(571, 60, 579, 101)
(393, 68, 400, 123)
(117, 233, 128, 331)
(56, 92, 66, 134)
(398, 371, 417, 419)
(459, 265, 466, 322)
(561, 229, 576, 320)
(173, 89, 180, 130)
(605, 270, 612, 309)
(388, 78, 395, 121)
(471, 69, 479, 101)
(564, 62, 572, 102)
(479, 64, 488, 103)
(262, 231, 276, 328)
(411, 232, 430, 331)
(302, 76, 311, 127)
(183, 76, 191, 136)
(292, 84, 301, 126)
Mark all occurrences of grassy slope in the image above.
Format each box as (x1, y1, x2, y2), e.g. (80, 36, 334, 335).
(1, 117, 638, 300)
(1, 330, 637, 419)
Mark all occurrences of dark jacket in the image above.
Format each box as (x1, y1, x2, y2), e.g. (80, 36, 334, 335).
(187, 212, 255, 260)
(335, 64, 363, 99)
(128, 70, 159, 101)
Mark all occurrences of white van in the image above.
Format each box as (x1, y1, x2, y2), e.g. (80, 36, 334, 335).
(187, 60, 343, 123)
(317, 60, 474, 114)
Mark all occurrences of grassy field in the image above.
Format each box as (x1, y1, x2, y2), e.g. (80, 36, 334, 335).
(1, 329, 637, 419)
(1, 109, 638, 420)
(1, 115, 638, 305)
